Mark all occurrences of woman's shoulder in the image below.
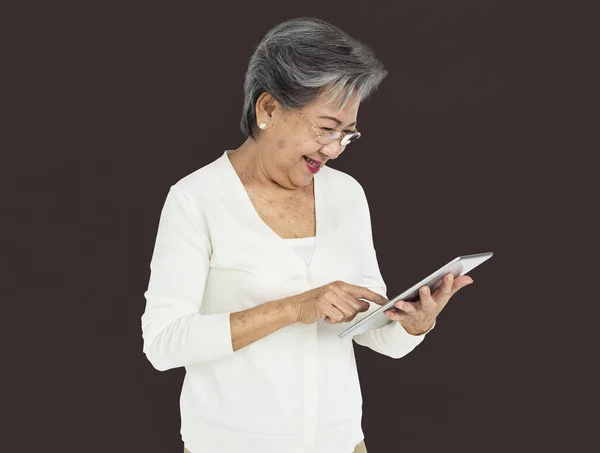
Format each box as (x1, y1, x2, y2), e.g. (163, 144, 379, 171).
(171, 151, 229, 198)
(320, 165, 366, 198)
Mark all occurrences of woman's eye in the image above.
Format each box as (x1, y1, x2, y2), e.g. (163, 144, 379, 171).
(323, 127, 354, 134)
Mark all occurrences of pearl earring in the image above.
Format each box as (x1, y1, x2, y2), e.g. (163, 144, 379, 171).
(259, 122, 267, 130)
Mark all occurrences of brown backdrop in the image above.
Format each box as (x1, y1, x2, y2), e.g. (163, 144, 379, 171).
(2, 1, 596, 452)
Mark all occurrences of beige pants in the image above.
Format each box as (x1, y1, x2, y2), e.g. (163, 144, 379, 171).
(184, 439, 367, 453)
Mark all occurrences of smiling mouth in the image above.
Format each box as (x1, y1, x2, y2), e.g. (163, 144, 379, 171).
(303, 156, 322, 167)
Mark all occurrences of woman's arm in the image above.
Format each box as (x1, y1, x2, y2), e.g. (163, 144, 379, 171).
(230, 299, 296, 351)
(141, 186, 235, 371)
(143, 186, 308, 371)
(351, 252, 435, 358)
(348, 182, 435, 358)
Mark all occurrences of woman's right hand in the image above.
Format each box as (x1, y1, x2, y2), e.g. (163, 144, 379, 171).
(288, 281, 389, 325)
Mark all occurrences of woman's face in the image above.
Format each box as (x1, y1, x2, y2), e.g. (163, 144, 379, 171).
(256, 90, 360, 190)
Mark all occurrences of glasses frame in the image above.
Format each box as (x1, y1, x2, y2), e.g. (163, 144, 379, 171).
(300, 113, 362, 147)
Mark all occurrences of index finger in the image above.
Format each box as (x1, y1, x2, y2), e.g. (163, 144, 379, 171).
(342, 282, 389, 306)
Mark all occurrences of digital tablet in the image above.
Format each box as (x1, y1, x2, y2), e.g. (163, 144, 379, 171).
(338, 252, 493, 339)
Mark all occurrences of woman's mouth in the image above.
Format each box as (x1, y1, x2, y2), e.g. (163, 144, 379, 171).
(303, 156, 322, 173)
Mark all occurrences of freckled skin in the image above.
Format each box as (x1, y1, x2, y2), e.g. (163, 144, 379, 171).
(230, 89, 360, 194)
(227, 90, 360, 239)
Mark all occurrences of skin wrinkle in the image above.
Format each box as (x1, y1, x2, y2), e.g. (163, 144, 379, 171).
(231, 89, 360, 199)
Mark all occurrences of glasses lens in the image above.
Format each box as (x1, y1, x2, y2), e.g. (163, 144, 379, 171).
(317, 130, 342, 145)
(340, 132, 361, 146)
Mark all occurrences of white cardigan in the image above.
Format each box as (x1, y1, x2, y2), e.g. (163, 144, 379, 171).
(141, 150, 434, 453)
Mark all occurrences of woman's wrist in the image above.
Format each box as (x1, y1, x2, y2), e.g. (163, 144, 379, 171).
(402, 318, 435, 336)
(275, 297, 299, 325)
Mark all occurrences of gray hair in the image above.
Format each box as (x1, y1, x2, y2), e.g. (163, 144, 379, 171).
(240, 17, 388, 139)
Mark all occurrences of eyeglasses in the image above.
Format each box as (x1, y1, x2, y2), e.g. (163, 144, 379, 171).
(300, 113, 362, 146)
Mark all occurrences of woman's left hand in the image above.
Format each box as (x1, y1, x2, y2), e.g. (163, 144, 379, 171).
(385, 273, 474, 335)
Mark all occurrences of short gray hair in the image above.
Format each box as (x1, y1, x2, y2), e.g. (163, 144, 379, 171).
(240, 17, 388, 139)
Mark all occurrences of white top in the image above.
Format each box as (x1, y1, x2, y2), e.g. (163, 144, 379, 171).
(284, 236, 316, 266)
(141, 150, 435, 453)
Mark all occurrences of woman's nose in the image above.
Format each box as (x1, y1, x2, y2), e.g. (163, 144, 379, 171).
(320, 142, 346, 159)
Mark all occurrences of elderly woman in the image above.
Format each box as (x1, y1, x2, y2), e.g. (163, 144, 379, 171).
(141, 17, 473, 453)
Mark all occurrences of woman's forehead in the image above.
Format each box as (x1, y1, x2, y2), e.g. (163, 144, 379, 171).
(306, 95, 360, 124)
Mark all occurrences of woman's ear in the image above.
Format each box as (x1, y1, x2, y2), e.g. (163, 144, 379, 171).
(255, 92, 279, 120)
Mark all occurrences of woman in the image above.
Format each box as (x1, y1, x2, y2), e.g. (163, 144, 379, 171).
(141, 17, 473, 453)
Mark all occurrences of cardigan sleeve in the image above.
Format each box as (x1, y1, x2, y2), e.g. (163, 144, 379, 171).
(141, 185, 234, 371)
(350, 182, 436, 359)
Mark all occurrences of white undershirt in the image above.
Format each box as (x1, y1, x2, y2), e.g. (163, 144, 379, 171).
(283, 236, 316, 266)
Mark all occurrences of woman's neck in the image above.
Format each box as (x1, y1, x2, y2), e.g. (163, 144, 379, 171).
(229, 140, 312, 201)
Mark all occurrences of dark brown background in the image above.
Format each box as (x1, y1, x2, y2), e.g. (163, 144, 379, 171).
(2, 1, 597, 452)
